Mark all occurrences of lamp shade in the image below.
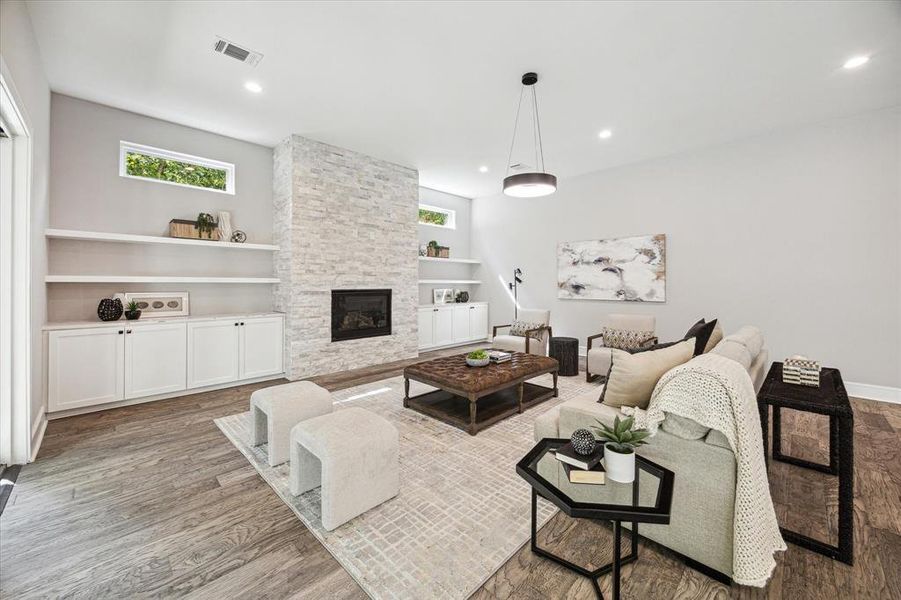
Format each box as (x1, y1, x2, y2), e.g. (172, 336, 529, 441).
(503, 172, 557, 198)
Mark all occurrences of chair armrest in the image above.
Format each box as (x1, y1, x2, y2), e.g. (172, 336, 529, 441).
(524, 325, 551, 354)
(492, 324, 512, 337)
(586, 332, 605, 352)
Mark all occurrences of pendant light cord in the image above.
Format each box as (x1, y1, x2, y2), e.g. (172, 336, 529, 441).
(505, 86, 525, 177)
(532, 84, 546, 173)
(505, 79, 547, 176)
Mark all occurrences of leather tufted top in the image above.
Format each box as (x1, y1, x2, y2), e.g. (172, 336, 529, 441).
(404, 352, 558, 393)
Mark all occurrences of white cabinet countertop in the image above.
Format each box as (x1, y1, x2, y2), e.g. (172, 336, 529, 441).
(418, 302, 488, 309)
(43, 312, 285, 331)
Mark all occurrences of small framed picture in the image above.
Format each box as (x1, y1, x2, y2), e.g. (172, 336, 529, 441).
(124, 291, 190, 316)
(432, 288, 454, 304)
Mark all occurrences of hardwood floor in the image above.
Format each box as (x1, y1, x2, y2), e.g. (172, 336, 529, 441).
(1, 352, 898, 599)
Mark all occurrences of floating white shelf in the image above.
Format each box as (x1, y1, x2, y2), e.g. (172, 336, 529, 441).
(418, 279, 482, 285)
(45, 275, 280, 284)
(418, 257, 481, 265)
(45, 228, 279, 251)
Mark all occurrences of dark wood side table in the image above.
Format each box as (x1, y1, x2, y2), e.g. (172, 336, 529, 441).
(757, 362, 854, 565)
(549, 336, 579, 376)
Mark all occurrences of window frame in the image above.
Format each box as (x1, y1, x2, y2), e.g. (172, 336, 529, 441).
(418, 203, 456, 230)
(118, 141, 236, 195)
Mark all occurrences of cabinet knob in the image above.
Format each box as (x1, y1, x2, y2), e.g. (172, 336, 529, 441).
(126, 330, 132, 334)
(240, 322, 245, 326)
(235, 323, 239, 326)
(118, 330, 124, 334)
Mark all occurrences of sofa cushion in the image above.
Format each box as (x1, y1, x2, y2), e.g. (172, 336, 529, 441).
(703, 321, 724, 353)
(684, 318, 718, 356)
(710, 339, 752, 370)
(600, 339, 695, 409)
(723, 325, 764, 360)
(705, 428, 732, 450)
(661, 413, 711, 440)
(601, 326, 655, 351)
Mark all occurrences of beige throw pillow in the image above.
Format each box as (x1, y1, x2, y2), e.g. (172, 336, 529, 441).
(703, 321, 724, 353)
(600, 339, 694, 409)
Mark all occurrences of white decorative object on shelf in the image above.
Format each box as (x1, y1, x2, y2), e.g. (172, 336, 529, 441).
(783, 355, 820, 387)
(124, 291, 190, 317)
(217, 211, 233, 244)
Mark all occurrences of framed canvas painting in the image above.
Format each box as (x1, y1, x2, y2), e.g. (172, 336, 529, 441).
(557, 234, 666, 302)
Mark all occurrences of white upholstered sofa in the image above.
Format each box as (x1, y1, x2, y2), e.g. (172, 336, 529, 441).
(533, 325, 769, 583)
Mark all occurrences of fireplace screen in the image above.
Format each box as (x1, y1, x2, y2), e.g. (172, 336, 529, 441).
(331, 289, 392, 342)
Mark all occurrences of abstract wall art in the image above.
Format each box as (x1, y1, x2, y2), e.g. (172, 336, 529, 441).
(557, 234, 666, 302)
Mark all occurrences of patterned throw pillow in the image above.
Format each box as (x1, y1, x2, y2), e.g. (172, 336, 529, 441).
(509, 320, 544, 341)
(601, 327, 654, 351)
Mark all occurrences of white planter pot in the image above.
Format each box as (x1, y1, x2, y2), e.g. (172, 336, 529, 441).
(604, 444, 636, 483)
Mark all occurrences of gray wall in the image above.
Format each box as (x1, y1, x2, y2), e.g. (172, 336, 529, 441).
(1, 0, 52, 440)
(472, 108, 901, 389)
(417, 187, 477, 305)
(47, 94, 275, 320)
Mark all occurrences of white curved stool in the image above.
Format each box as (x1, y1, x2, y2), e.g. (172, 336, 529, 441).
(250, 381, 333, 467)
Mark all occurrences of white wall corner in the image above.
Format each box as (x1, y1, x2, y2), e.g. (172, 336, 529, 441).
(30, 406, 46, 462)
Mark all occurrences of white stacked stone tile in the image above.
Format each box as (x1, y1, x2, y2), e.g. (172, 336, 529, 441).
(273, 135, 420, 379)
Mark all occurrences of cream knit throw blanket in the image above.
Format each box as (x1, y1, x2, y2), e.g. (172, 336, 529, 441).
(628, 354, 786, 587)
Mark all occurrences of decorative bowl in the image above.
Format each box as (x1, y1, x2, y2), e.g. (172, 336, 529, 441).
(466, 357, 490, 367)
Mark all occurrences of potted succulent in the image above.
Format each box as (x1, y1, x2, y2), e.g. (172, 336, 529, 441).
(124, 300, 142, 321)
(465, 349, 490, 367)
(591, 415, 650, 483)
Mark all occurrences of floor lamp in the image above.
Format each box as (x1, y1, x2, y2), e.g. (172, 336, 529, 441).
(508, 268, 523, 319)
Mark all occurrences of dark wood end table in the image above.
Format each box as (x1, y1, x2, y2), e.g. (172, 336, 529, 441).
(757, 362, 854, 565)
(517, 439, 675, 600)
(403, 351, 558, 435)
(549, 336, 580, 376)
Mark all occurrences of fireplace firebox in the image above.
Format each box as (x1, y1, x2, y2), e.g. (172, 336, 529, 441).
(331, 289, 392, 342)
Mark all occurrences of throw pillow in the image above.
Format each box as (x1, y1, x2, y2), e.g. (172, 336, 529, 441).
(509, 320, 544, 341)
(684, 318, 718, 356)
(601, 327, 655, 351)
(703, 320, 724, 353)
(626, 340, 680, 354)
(599, 339, 695, 409)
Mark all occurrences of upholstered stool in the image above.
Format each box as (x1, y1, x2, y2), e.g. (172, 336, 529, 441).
(289, 407, 399, 531)
(250, 381, 333, 467)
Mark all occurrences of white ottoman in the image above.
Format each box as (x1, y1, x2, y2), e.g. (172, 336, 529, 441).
(289, 407, 399, 531)
(250, 381, 333, 467)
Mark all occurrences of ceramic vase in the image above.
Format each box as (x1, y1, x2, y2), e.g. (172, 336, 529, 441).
(604, 444, 636, 483)
(217, 211, 233, 243)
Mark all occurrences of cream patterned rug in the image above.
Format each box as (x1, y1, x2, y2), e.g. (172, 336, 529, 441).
(215, 373, 600, 600)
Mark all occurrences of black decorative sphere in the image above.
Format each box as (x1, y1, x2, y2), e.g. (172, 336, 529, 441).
(97, 298, 123, 322)
(570, 428, 597, 456)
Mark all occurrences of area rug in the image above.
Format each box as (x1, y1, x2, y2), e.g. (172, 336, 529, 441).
(215, 373, 600, 599)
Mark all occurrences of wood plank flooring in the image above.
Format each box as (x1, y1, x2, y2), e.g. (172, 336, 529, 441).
(1, 351, 898, 599)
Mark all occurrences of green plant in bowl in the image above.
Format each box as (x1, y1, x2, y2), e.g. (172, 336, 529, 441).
(466, 349, 490, 367)
(467, 350, 488, 360)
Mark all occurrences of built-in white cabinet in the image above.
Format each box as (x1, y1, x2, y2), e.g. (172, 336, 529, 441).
(48, 313, 284, 413)
(125, 322, 187, 399)
(48, 327, 125, 412)
(417, 303, 489, 350)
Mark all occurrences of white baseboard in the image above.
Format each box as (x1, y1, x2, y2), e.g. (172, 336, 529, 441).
(845, 381, 901, 404)
(46, 374, 286, 420)
(30, 409, 47, 462)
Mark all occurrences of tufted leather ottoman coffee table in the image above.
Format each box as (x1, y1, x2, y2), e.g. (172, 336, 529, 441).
(403, 351, 559, 435)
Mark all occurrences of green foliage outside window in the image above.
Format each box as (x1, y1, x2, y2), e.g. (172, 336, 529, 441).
(125, 152, 227, 191)
(419, 208, 449, 226)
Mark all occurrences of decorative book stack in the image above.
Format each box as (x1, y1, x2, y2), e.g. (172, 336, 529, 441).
(554, 442, 606, 485)
(783, 355, 820, 387)
(487, 350, 512, 364)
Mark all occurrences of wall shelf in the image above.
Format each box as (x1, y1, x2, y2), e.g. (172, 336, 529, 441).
(418, 256, 481, 265)
(45, 228, 279, 251)
(418, 279, 482, 285)
(45, 275, 280, 284)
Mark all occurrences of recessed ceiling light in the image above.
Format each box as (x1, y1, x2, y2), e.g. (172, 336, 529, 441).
(244, 81, 263, 93)
(479, 166, 489, 173)
(842, 55, 870, 70)
(598, 129, 613, 139)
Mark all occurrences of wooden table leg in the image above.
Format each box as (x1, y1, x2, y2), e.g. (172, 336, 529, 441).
(468, 393, 478, 435)
(403, 377, 410, 407)
(517, 382, 524, 413)
(553, 371, 559, 398)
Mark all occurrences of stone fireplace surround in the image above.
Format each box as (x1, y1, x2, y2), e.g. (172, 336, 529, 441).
(272, 135, 419, 380)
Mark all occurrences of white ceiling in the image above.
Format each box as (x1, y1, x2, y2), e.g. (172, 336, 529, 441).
(26, 1, 901, 198)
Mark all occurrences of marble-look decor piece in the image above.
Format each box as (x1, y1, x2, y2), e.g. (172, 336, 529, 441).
(216, 373, 601, 600)
(557, 234, 666, 302)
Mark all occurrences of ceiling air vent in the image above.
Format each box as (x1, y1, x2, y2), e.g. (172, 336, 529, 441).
(213, 37, 263, 67)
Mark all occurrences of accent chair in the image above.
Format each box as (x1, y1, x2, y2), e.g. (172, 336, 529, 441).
(586, 313, 657, 382)
(492, 308, 552, 356)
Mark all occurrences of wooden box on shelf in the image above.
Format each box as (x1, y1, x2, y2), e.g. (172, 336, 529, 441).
(426, 246, 450, 258)
(169, 219, 220, 241)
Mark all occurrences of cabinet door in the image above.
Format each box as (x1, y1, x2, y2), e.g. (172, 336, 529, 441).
(452, 305, 471, 343)
(417, 308, 434, 349)
(48, 328, 124, 411)
(433, 307, 454, 347)
(470, 305, 489, 341)
(187, 320, 240, 388)
(240, 316, 284, 379)
(124, 322, 187, 399)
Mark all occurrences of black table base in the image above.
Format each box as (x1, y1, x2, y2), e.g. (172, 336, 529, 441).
(549, 337, 579, 376)
(531, 489, 637, 600)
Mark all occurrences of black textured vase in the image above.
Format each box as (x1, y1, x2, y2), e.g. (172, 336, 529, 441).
(97, 298, 123, 322)
(570, 428, 597, 456)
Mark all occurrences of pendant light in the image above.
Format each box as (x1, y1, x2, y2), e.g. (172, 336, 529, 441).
(503, 72, 557, 198)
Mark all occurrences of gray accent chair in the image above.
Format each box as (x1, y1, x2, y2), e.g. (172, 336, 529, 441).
(586, 313, 657, 382)
(492, 308, 552, 355)
(534, 325, 769, 583)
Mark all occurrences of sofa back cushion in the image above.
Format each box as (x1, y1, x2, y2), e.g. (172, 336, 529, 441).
(600, 339, 695, 409)
(710, 339, 752, 370)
